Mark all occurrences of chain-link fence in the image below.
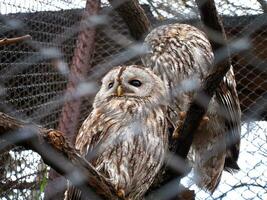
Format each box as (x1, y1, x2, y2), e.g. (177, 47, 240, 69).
(0, 0, 266, 199)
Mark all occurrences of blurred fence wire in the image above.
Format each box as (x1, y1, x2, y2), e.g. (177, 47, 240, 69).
(0, 0, 266, 199)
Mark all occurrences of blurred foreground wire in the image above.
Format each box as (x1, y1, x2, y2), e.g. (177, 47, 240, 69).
(0, 0, 266, 199)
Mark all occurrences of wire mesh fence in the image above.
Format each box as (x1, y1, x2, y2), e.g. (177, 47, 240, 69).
(0, 0, 266, 199)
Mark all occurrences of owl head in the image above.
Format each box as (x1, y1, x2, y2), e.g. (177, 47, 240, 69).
(93, 65, 168, 108)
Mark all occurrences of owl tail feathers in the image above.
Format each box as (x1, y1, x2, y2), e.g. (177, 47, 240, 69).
(204, 171, 222, 194)
(224, 157, 240, 173)
(64, 184, 82, 200)
(193, 166, 223, 194)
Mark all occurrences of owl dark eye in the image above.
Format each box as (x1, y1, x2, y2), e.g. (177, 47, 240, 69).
(108, 82, 114, 89)
(129, 79, 142, 87)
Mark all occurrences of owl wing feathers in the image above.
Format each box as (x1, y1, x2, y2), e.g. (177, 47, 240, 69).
(65, 111, 102, 200)
(142, 23, 241, 192)
(64, 185, 82, 200)
(216, 67, 241, 172)
(65, 65, 170, 199)
(75, 109, 107, 156)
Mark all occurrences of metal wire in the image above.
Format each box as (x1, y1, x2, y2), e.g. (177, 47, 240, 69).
(0, 0, 266, 199)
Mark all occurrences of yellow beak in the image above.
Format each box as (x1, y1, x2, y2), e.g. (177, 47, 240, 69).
(117, 85, 123, 96)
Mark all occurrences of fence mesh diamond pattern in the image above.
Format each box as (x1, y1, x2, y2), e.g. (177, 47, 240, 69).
(0, 0, 266, 199)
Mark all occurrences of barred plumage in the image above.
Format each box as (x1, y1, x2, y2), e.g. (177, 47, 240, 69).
(66, 65, 169, 199)
(142, 23, 241, 192)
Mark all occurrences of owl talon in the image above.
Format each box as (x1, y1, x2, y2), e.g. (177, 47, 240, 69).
(199, 116, 209, 129)
(172, 128, 179, 139)
(172, 111, 186, 139)
(172, 112, 209, 139)
(172, 120, 183, 139)
(178, 111, 186, 120)
(117, 189, 125, 199)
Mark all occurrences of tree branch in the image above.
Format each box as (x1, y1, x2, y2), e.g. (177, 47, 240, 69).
(0, 112, 120, 199)
(196, 0, 229, 52)
(0, 35, 32, 46)
(50, 1, 101, 198)
(108, 0, 151, 40)
(58, 0, 100, 144)
(174, 0, 231, 159)
(174, 0, 232, 151)
(147, 0, 243, 199)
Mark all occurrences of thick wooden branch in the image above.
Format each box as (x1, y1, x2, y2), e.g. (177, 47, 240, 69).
(108, 0, 151, 40)
(146, 1, 239, 199)
(196, 0, 230, 52)
(52, 1, 100, 198)
(0, 112, 120, 199)
(181, 0, 252, 157)
(174, 5, 232, 157)
(0, 35, 32, 46)
(58, 0, 100, 144)
(173, 0, 231, 159)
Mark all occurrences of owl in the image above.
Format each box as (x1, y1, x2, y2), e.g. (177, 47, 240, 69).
(65, 65, 169, 200)
(142, 23, 241, 192)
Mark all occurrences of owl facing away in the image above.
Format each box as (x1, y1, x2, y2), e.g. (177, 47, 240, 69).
(65, 65, 169, 200)
(142, 23, 241, 192)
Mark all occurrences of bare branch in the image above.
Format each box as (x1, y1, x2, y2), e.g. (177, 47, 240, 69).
(0, 35, 32, 46)
(58, 0, 100, 144)
(174, 0, 231, 162)
(0, 112, 120, 199)
(147, 0, 249, 197)
(108, 0, 151, 40)
(50, 1, 101, 198)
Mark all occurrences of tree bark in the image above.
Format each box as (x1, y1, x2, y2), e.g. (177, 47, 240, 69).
(173, 0, 233, 169)
(48, 1, 100, 199)
(108, 0, 151, 40)
(0, 112, 119, 199)
(147, 0, 237, 199)
(173, 0, 232, 158)
(58, 0, 100, 146)
(196, 0, 229, 52)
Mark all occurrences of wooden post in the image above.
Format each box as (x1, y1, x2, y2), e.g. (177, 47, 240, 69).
(45, 1, 100, 199)
(108, 0, 151, 40)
